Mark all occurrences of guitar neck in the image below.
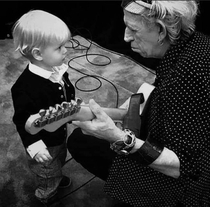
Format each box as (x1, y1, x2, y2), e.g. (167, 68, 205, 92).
(75, 105, 127, 121)
(25, 82, 155, 135)
(25, 105, 127, 135)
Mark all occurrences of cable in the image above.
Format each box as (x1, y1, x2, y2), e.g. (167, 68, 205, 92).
(86, 38, 156, 76)
(74, 75, 102, 92)
(62, 157, 96, 199)
(62, 28, 155, 197)
(60, 175, 96, 200)
(61, 30, 114, 198)
(66, 29, 120, 108)
(64, 157, 73, 164)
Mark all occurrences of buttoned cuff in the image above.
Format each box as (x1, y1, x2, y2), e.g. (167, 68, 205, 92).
(26, 140, 47, 158)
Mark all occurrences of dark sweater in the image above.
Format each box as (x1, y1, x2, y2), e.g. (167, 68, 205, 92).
(11, 65, 75, 148)
(105, 31, 210, 206)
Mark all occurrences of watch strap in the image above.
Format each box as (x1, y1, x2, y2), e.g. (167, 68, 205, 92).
(110, 129, 136, 155)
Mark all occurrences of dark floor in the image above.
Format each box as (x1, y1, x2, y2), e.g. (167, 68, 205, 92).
(0, 36, 155, 207)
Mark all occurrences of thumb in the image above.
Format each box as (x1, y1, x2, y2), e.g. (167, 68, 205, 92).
(89, 99, 107, 120)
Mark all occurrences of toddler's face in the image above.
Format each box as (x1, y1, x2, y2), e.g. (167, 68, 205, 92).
(40, 40, 68, 69)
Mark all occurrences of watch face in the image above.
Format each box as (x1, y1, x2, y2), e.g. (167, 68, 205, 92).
(110, 129, 136, 155)
(124, 129, 135, 146)
(125, 134, 133, 145)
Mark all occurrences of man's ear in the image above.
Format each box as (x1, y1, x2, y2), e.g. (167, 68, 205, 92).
(156, 20, 167, 43)
(32, 48, 43, 61)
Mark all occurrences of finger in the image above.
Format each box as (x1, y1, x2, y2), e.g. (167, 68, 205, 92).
(35, 157, 44, 163)
(72, 120, 92, 128)
(34, 154, 41, 162)
(35, 151, 52, 162)
(34, 156, 39, 162)
(41, 154, 51, 162)
(89, 99, 108, 120)
(81, 129, 90, 135)
(72, 120, 81, 126)
(44, 150, 53, 160)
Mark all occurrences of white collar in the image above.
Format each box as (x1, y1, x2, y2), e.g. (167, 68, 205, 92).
(29, 62, 53, 79)
(28, 63, 69, 83)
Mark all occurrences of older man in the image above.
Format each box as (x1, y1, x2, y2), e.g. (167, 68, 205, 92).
(68, 1, 210, 206)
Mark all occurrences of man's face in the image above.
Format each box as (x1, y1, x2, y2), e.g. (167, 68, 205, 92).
(123, 10, 160, 58)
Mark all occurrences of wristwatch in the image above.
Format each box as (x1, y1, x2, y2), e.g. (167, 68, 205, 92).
(110, 129, 136, 155)
(110, 93, 143, 155)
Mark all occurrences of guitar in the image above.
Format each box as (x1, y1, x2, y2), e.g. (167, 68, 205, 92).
(25, 83, 155, 135)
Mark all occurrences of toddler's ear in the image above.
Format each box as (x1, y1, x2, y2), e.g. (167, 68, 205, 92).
(32, 48, 42, 61)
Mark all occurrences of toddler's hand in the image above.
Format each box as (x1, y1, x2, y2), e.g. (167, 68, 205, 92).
(34, 148, 52, 163)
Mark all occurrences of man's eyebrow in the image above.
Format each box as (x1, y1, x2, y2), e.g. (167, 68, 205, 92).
(125, 23, 138, 31)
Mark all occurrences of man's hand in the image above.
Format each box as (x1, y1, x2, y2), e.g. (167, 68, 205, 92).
(34, 148, 53, 163)
(73, 99, 125, 143)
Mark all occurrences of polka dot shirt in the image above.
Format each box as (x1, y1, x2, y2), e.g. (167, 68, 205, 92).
(104, 32, 210, 207)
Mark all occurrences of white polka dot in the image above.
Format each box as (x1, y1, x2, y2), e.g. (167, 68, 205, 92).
(104, 32, 210, 207)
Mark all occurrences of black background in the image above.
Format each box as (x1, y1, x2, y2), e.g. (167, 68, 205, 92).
(1, 1, 209, 68)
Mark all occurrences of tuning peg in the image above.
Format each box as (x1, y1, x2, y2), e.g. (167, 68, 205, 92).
(34, 109, 45, 127)
(55, 104, 62, 111)
(47, 106, 56, 124)
(39, 109, 46, 118)
(68, 102, 73, 109)
(49, 106, 54, 114)
(72, 99, 82, 113)
(69, 100, 77, 115)
(76, 97, 83, 106)
(55, 103, 64, 121)
(61, 102, 70, 118)
(36, 109, 48, 127)
(61, 102, 69, 109)
(71, 99, 77, 106)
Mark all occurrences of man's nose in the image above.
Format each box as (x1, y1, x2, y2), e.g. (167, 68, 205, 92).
(124, 28, 133, 42)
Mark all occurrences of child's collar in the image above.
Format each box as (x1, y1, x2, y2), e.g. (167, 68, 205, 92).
(29, 62, 53, 79)
(29, 62, 68, 80)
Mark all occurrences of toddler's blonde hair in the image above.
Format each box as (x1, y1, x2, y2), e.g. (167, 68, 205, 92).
(12, 10, 71, 58)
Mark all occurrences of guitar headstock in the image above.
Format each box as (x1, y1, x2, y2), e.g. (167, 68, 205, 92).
(33, 98, 82, 129)
(25, 96, 127, 135)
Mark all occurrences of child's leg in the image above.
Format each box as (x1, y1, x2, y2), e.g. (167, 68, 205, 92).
(27, 143, 67, 202)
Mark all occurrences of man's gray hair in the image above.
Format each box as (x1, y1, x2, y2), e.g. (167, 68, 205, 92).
(143, 1, 199, 44)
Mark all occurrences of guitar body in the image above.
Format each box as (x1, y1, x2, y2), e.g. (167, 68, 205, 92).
(25, 83, 155, 135)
